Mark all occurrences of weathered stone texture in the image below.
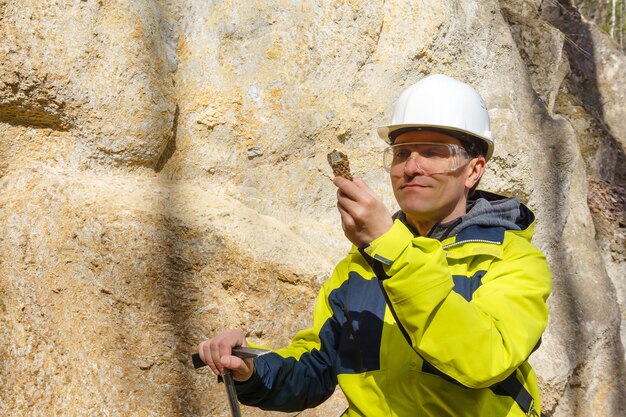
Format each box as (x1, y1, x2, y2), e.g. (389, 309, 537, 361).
(0, 0, 177, 167)
(0, 0, 624, 416)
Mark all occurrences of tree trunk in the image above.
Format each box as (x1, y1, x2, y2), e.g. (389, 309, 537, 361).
(611, 0, 617, 37)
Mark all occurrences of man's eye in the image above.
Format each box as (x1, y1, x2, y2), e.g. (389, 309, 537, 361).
(422, 147, 448, 158)
(394, 149, 411, 159)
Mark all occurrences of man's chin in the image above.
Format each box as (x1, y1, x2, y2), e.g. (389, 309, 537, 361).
(398, 204, 435, 219)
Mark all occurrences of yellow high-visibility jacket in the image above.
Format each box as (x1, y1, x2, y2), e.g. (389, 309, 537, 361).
(237, 192, 551, 417)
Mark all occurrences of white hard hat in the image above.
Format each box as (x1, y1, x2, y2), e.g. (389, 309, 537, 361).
(377, 74, 495, 161)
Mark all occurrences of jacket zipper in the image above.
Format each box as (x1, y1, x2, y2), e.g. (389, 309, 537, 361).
(442, 239, 502, 250)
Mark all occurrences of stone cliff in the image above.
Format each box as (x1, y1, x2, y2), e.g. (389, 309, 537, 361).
(0, 1, 624, 416)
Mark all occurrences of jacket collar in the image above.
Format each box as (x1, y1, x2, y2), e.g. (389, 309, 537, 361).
(394, 190, 536, 243)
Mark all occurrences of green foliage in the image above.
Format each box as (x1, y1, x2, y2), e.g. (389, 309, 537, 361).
(573, 0, 625, 48)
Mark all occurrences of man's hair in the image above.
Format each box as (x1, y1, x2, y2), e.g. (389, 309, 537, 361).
(458, 136, 487, 159)
(457, 136, 486, 197)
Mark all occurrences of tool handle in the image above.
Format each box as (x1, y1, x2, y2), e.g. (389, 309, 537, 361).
(191, 353, 206, 369)
(192, 347, 271, 369)
(223, 370, 242, 417)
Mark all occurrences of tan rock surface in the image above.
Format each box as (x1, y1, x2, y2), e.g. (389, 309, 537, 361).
(0, 1, 624, 416)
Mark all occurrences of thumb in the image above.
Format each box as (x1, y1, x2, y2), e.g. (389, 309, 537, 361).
(220, 355, 243, 370)
(221, 355, 253, 381)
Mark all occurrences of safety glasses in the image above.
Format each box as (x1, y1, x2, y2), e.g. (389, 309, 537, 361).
(383, 142, 470, 174)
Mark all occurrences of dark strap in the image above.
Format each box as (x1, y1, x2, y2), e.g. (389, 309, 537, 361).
(422, 356, 538, 415)
(489, 371, 537, 416)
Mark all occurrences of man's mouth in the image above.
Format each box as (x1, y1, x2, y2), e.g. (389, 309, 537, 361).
(400, 182, 430, 189)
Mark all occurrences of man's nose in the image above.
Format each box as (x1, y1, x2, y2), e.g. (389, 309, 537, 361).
(404, 154, 426, 176)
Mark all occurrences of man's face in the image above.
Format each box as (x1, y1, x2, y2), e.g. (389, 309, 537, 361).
(389, 130, 476, 226)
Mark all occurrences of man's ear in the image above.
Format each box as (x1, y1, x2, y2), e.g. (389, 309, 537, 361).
(465, 157, 486, 189)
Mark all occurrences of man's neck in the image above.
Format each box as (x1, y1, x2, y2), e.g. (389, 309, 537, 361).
(406, 200, 468, 237)
(410, 220, 438, 237)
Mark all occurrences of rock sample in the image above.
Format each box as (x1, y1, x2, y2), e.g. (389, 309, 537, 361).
(327, 150, 353, 180)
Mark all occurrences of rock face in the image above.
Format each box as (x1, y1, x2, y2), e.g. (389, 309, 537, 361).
(0, 1, 624, 416)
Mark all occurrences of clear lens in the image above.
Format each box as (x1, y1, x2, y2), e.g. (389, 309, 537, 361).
(383, 142, 469, 174)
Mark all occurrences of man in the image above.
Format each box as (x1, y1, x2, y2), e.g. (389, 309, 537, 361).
(198, 74, 551, 416)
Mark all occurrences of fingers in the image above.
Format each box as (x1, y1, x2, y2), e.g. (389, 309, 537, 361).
(334, 177, 378, 207)
(333, 176, 393, 246)
(336, 199, 356, 232)
(333, 176, 365, 199)
(197, 329, 249, 378)
(197, 339, 220, 376)
(352, 178, 377, 197)
(333, 177, 375, 195)
(337, 188, 381, 222)
(210, 339, 223, 373)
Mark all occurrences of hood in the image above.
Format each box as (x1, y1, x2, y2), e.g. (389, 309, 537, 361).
(395, 190, 535, 241)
